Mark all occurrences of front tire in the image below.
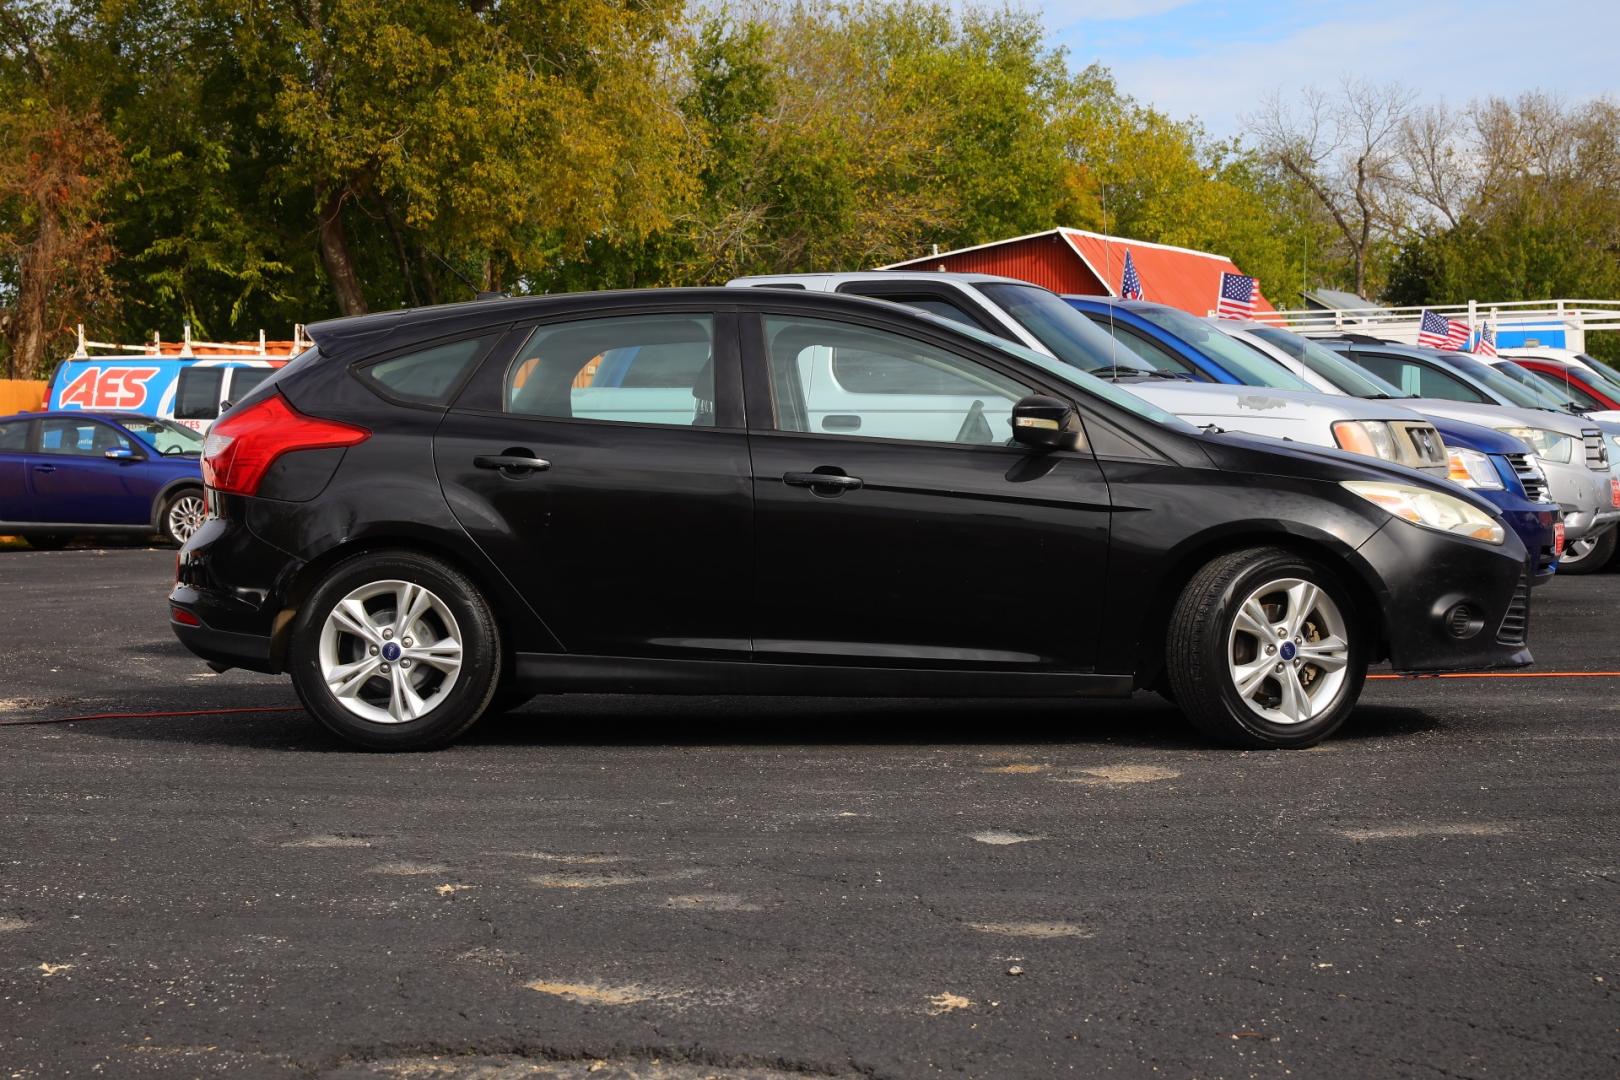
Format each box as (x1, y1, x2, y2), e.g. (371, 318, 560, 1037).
(288, 550, 501, 750)
(1167, 547, 1366, 749)
(1556, 525, 1617, 575)
(159, 488, 207, 547)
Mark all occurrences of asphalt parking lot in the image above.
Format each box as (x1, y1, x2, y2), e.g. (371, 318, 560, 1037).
(2, 546, 1618, 1079)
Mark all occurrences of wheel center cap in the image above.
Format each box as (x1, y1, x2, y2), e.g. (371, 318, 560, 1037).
(381, 642, 402, 662)
(1279, 641, 1297, 661)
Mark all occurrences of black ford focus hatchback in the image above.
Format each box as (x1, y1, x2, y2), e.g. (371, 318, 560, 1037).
(171, 288, 1533, 750)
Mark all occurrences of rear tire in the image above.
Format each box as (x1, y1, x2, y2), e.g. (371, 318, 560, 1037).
(21, 533, 72, 551)
(288, 550, 501, 750)
(1167, 547, 1366, 749)
(159, 487, 207, 547)
(1557, 525, 1617, 575)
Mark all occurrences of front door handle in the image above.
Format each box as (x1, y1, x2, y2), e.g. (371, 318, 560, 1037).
(32, 464, 56, 474)
(783, 470, 862, 493)
(474, 452, 551, 476)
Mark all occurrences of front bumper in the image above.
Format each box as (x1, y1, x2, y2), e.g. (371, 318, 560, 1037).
(1356, 520, 1533, 674)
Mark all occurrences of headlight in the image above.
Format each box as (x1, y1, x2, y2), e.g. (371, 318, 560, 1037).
(1342, 481, 1505, 544)
(1445, 447, 1505, 490)
(1332, 420, 1399, 462)
(1499, 426, 1575, 464)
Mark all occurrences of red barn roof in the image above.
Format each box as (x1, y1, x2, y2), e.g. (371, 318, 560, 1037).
(884, 229, 1277, 318)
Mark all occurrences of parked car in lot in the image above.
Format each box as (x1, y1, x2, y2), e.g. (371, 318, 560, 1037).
(1497, 350, 1620, 420)
(1314, 339, 1620, 547)
(0, 411, 206, 547)
(1211, 322, 1563, 582)
(172, 288, 1533, 752)
(728, 273, 1451, 479)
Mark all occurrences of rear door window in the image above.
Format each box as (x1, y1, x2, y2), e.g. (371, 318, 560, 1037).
(506, 315, 718, 427)
(175, 367, 226, 420)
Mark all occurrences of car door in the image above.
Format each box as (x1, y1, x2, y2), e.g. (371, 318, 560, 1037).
(0, 418, 35, 522)
(741, 307, 1112, 670)
(433, 307, 754, 660)
(28, 417, 152, 525)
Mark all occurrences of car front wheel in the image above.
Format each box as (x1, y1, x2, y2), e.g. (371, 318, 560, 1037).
(288, 550, 501, 750)
(1167, 547, 1366, 749)
(1555, 524, 1616, 575)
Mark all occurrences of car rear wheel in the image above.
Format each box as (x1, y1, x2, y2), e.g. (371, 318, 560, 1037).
(288, 550, 501, 750)
(1167, 547, 1366, 749)
(1555, 525, 1617, 574)
(160, 488, 207, 547)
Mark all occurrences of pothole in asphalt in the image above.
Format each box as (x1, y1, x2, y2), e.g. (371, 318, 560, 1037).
(664, 893, 763, 912)
(970, 830, 1043, 845)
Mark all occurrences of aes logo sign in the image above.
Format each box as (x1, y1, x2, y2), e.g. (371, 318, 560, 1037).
(57, 367, 161, 410)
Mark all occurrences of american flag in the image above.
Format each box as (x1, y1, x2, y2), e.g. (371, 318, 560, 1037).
(1416, 309, 1469, 351)
(1215, 272, 1258, 319)
(1473, 321, 1498, 357)
(1120, 250, 1144, 301)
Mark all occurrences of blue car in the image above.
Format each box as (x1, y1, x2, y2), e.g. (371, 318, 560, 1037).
(1423, 417, 1562, 582)
(0, 411, 206, 548)
(1062, 297, 1319, 389)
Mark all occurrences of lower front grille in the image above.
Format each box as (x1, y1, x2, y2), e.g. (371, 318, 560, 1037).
(1496, 567, 1532, 646)
(1504, 453, 1549, 502)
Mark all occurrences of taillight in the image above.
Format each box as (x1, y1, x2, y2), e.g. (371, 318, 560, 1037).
(202, 392, 369, 496)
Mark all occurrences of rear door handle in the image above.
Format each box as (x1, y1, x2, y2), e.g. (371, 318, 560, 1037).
(783, 471, 862, 491)
(474, 453, 551, 475)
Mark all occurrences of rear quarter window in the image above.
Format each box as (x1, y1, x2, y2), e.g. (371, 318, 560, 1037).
(362, 337, 492, 405)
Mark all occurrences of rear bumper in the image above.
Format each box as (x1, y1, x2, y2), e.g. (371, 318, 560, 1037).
(1356, 520, 1534, 674)
(168, 514, 299, 674)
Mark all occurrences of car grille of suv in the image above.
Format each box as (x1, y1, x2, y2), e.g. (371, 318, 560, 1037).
(1583, 429, 1608, 470)
(1504, 453, 1549, 502)
(1496, 567, 1531, 646)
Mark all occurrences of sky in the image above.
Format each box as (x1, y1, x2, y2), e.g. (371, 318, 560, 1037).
(1038, 0, 1620, 140)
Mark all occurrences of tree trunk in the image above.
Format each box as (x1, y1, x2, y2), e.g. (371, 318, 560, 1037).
(5, 210, 57, 379)
(316, 183, 368, 315)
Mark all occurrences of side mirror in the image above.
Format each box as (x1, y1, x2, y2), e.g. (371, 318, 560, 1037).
(104, 447, 139, 461)
(1010, 395, 1083, 452)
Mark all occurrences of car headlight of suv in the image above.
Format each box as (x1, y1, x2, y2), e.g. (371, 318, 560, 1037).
(1445, 447, 1505, 490)
(1499, 426, 1575, 464)
(1332, 420, 1399, 462)
(1342, 481, 1505, 544)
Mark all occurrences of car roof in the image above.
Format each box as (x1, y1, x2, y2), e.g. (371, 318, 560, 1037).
(304, 286, 1014, 362)
(728, 271, 1031, 287)
(1, 410, 159, 424)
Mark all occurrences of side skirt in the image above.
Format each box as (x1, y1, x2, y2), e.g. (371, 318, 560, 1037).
(514, 653, 1134, 698)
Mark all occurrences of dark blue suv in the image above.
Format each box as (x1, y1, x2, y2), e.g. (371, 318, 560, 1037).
(0, 411, 205, 548)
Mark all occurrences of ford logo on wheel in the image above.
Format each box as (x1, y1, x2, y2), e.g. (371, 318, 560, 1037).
(382, 642, 402, 662)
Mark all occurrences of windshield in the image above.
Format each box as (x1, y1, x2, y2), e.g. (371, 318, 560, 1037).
(920, 313, 1197, 432)
(972, 282, 1155, 375)
(1488, 358, 1584, 407)
(1577, 352, 1620, 389)
(1129, 306, 1315, 391)
(119, 416, 204, 455)
(1247, 326, 1409, 398)
(1441, 351, 1571, 409)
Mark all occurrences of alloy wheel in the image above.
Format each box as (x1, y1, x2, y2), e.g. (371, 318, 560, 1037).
(1226, 577, 1351, 725)
(167, 494, 207, 544)
(317, 579, 464, 725)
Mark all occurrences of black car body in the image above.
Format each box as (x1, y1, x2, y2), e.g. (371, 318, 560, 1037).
(171, 289, 1533, 750)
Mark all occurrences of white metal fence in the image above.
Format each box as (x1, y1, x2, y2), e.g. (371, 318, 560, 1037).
(1250, 300, 1620, 352)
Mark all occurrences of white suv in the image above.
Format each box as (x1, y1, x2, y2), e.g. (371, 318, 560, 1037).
(729, 272, 1450, 478)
